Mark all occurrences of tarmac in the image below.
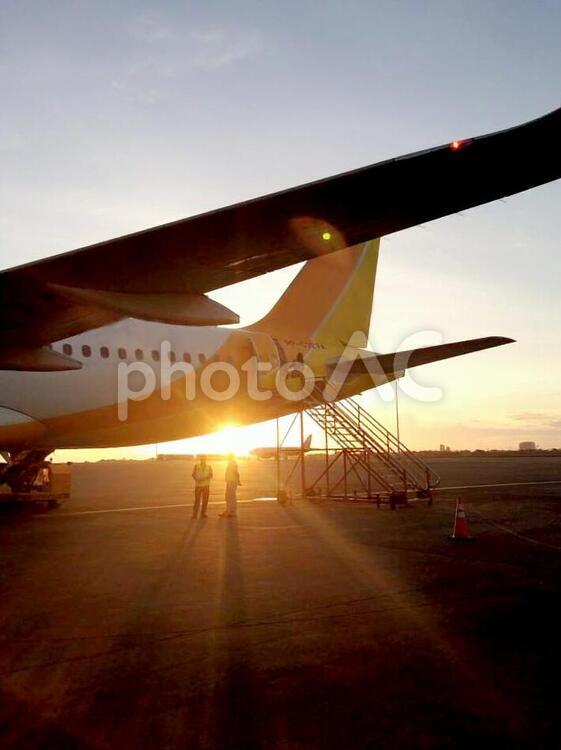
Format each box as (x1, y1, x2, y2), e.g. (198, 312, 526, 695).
(1, 456, 561, 749)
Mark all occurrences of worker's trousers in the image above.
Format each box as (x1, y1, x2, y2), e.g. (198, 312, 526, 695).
(225, 482, 238, 515)
(193, 486, 209, 517)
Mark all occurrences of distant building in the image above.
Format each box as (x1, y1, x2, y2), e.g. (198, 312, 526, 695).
(439, 444, 446, 452)
(519, 441, 536, 451)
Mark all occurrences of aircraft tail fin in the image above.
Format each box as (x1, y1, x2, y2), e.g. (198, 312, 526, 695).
(303, 434, 312, 450)
(248, 240, 380, 346)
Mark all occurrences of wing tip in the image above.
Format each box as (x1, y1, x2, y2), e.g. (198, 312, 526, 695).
(488, 336, 516, 346)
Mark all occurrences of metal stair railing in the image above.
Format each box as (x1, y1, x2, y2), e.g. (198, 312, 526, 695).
(331, 397, 440, 489)
(311, 406, 400, 484)
(350, 398, 440, 487)
(308, 400, 412, 491)
(305, 386, 440, 496)
(308, 403, 396, 493)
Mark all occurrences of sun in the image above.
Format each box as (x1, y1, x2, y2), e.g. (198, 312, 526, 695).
(158, 423, 256, 457)
(154, 419, 304, 459)
(208, 424, 252, 456)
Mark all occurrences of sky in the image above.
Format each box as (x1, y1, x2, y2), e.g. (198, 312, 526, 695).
(1, 0, 560, 458)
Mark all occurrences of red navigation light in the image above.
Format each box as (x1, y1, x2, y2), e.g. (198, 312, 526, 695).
(450, 138, 472, 152)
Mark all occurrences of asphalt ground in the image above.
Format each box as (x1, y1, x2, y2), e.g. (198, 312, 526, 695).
(1, 457, 561, 749)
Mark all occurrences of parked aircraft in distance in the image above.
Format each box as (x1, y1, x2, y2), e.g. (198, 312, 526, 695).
(251, 435, 313, 460)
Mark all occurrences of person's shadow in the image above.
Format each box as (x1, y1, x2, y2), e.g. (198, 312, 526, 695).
(208, 518, 263, 749)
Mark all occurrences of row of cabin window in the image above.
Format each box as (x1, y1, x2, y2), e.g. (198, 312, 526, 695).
(59, 343, 231, 365)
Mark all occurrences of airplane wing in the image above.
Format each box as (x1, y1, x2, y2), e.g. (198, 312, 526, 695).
(1, 107, 560, 368)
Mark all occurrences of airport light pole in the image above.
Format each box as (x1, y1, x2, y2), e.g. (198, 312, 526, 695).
(395, 382, 401, 453)
(300, 409, 306, 499)
(324, 403, 330, 498)
(276, 418, 281, 500)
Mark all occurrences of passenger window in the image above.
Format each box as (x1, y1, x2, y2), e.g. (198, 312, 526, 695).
(152, 350, 160, 362)
(118, 348, 127, 360)
(169, 351, 176, 363)
(100, 346, 109, 359)
(198, 353, 207, 364)
(62, 343, 73, 356)
(296, 352, 304, 364)
(81, 345, 91, 357)
(135, 349, 144, 360)
(183, 352, 192, 363)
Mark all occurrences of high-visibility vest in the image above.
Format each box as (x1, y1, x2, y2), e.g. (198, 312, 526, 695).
(193, 464, 213, 487)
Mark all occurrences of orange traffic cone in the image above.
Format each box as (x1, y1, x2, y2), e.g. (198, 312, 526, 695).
(449, 497, 475, 541)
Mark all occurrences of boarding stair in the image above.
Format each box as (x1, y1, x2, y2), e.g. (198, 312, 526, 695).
(304, 386, 440, 506)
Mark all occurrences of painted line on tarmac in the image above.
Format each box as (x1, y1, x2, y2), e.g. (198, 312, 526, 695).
(470, 508, 561, 551)
(435, 480, 561, 492)
(236, 525, 301, 530)
(38, 496, 278, 518)
(34, 481, 561, 518)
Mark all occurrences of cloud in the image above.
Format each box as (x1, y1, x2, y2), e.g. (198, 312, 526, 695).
(113, 17, 266, 104)
(188, 28, 265, 71)
(511, 411, 550, 422)
(128, 13, 173, 44)
(126, 12, 265, 70)
(510, 411, 561, 428)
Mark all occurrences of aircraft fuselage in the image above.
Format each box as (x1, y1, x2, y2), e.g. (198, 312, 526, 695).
(0, 319, 381, 451)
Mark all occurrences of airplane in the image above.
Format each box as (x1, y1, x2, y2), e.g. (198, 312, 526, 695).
(0, 106, 560, 491)
(251, 435, 313, 460)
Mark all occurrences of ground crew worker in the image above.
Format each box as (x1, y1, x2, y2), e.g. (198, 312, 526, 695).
(220, 454, 241, 518)
(192, 455, 213, 519)
(33, 461, 51, 490)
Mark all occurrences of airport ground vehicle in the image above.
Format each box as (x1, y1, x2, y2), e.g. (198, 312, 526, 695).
(0, 461, 71, 509)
